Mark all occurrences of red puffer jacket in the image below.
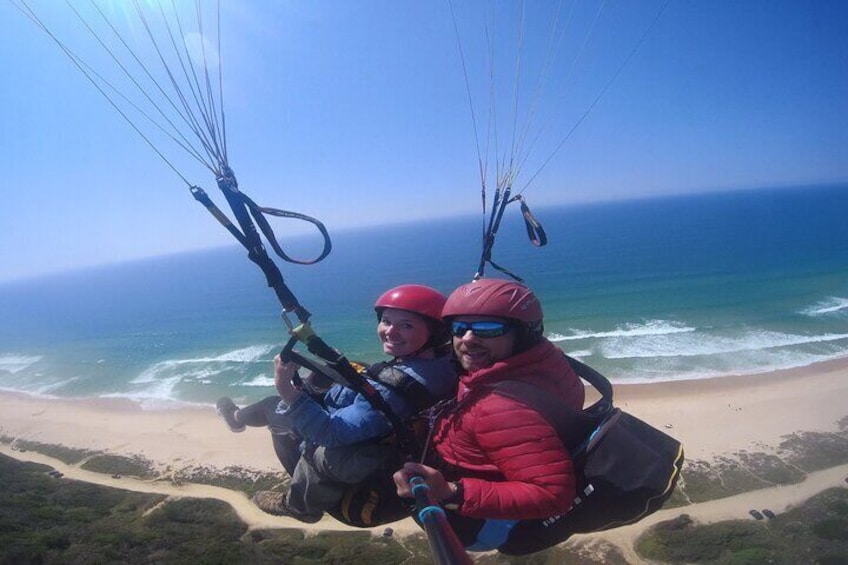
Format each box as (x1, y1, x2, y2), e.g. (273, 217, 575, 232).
(431, 339, 585, 520)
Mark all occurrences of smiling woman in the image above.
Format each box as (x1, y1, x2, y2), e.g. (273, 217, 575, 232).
(374, 284, 451, 360)
(212, 283, 457, 529)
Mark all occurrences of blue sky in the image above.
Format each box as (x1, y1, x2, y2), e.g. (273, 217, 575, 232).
(1, 1, 846, 282)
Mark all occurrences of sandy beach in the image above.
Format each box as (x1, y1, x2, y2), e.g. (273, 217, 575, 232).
(2, 358, 847, 558)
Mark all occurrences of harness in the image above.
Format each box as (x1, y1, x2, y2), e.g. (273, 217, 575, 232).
(365, 361, 440, 414)
(486, 356, 614, 453)
(356, 360, 449, 456)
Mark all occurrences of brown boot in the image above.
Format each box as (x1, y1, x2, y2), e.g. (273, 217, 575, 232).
(251, 491, 322, 523)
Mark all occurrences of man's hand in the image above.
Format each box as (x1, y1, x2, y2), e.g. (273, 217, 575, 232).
(393, 462, 456, 502)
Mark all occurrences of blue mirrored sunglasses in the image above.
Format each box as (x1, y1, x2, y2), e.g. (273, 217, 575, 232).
(450, 320, 511, 338)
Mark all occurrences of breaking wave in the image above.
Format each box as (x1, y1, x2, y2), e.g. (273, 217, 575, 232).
(548, 320, 696, 343)
(801, 296, 848, 317)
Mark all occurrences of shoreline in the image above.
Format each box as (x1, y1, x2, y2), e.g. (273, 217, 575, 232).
(2, 356, 846, 475)
(5, 354, 848, 410)
(2, 358, 847, 557)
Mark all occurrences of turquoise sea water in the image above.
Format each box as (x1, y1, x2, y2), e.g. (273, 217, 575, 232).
(1, 185, 847, 408)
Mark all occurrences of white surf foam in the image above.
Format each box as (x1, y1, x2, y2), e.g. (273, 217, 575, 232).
(132, 344, 276, 385)
(548, 320, 696, 343)
(102, 375, 183, 404)
(800, 296, 848, 316)
(242, 374, 275, 387)
(603, 329, 848, 359)
(154, 344, 276, 367)
(0, 354, 43, 374)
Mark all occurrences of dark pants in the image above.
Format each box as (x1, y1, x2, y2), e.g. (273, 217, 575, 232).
(285, 442, 397, 516)
(234, 395, 301, 474)
(235, 395, 395, 516)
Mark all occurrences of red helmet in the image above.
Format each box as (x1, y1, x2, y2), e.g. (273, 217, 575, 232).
(441, 278, 543, 324)
(374, 284, 447, 322)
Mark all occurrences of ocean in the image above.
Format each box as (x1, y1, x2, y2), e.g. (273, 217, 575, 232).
(1, 184, 847, 409)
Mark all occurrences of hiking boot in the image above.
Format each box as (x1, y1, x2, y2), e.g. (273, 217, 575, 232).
(251, 491, 322, 523)
(216, 397, 245, 433)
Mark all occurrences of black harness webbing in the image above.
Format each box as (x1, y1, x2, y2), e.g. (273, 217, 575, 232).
(483, 356, 615, 454)
(190, 166, 418, 458)
(280, 328, 420, 457)
(475, 187, 547, 282)
(190, 166, 331, 322)
(366, 361, 439, 414)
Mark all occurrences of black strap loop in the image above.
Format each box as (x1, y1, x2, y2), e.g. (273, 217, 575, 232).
(189, 164, 331, 323)
(242, 193, 332, 265)
(485, 258, 525, 283)
(517, 196, 547, 247)
(473, 188, 547, 281)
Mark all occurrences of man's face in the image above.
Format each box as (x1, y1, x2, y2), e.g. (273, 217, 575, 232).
(450, 316, 516, 372)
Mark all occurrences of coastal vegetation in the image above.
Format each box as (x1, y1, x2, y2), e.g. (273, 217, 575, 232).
(0, 453, 433, 565)
(2, 418, 847, 564)
(635, 489, 848, 564)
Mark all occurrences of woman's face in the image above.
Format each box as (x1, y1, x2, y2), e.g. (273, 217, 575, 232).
(450, 316, 516, 372)
(377, 308, 431, 359)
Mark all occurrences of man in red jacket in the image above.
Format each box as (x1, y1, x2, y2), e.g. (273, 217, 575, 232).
(394, 278, 585, 550)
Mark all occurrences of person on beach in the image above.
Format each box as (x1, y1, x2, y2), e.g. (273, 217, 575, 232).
(216, 284, 457, 523)
(392, 278, 585, 549)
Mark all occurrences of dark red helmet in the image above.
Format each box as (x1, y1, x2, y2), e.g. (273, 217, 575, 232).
(374, 284, 447, 322)
(441, 278, 543, 324)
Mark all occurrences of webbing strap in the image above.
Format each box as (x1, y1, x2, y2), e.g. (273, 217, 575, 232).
(188, 166, 330, 323)
(241, 192, 332, 265)
(565, 356, 613, 405)
(191, 169, 415, 453)
(366, 361, 438, 413)
(192, 167, 415, 459)
(518, 196, 547, 247)
(280, 328, 420, 458)
(474, 188, 547, 281)
(483, 356, 615, 454)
